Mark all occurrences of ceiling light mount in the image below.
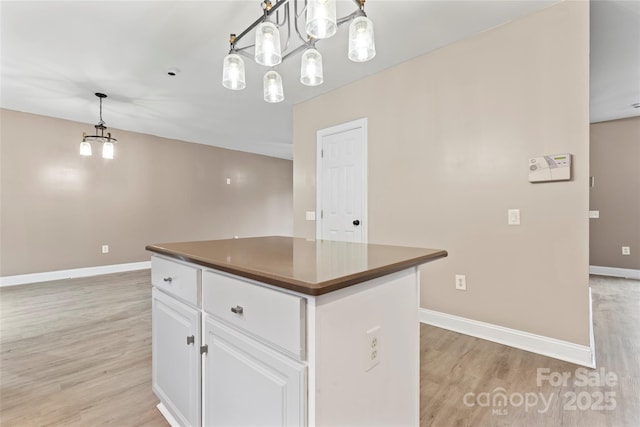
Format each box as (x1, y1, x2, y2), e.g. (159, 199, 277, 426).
(222, 0, 375, 103)
(79, 92, 118, 159)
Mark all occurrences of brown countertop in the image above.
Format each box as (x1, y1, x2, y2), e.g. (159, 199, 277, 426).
(146, 236, 447, 296)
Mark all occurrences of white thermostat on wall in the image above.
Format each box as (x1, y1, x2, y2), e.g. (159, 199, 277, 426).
(528, 153, 572, 182)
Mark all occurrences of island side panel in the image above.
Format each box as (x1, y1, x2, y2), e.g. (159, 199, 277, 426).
(310, 267, 420, 426)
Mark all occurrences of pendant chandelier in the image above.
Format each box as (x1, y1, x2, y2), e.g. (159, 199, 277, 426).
(79, 93, 117, 159)
(222, 0, 376, 103)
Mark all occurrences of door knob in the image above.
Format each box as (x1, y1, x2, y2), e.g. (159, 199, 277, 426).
(353, 220, 360, 226)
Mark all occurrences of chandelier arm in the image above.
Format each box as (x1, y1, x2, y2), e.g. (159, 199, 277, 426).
(337, 8, 365, 26)
(281, 42, 311, 61)
(233, 49, 255, 61)
(351, 0, 365, 10)
(231, 0, 362, 53)
(281, 3, 293, 53)
(84, 134, 117, 143)
(234, 44, 256, 53)
(231, 0, 291, 49)
(294, 0, 307, 19)
(274, 1, 287, 26)
(293, 0, 310, 43)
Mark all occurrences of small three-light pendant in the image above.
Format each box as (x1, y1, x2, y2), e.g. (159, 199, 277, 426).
(79, 93, 117, 159)
(222, 0, 376, 103)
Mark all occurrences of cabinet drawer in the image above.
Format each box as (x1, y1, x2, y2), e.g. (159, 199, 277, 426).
(151, 256, 200, 306)
(202, 270, 305, 359)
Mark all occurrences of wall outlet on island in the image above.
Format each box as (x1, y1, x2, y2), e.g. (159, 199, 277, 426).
(455, 274, 467, 291)
(364, 326, 381, 372)
(101, 245, 109, 254)
(622, 246, 631, 255)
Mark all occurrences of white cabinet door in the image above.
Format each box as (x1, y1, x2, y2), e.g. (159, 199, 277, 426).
(152, 288, 201, 427)
(202, 316, 306, 427)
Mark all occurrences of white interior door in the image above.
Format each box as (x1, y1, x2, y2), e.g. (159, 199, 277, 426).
(316, 118, 367, 243)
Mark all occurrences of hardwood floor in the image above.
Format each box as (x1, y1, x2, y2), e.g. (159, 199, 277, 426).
(1, 271, 638, 426)
(0, 271, 167, 426)
(420, 275, 640, 427)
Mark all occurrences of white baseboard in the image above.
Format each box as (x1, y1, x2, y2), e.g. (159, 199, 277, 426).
(0, 261, 151, 287)
(589, 265, 640, 280)
(588, 287, 596, 368)
(420, 308, 595, 368)
(156, 403, 181, 427)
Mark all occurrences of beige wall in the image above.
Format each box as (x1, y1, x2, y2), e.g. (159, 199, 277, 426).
(293, 1, 590, 345)
(590, 117, 640, 269)
(0, 109, 293, 276)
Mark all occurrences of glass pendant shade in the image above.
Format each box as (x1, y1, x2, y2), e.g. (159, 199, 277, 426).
(300, 48, 323, 86)
(348, 16, 376, 62)
(102, 141, 114, 159)
(263, 70, 284, 103)
(306, 0, 337, 39)
(255, 22, 282, 66)
(79, 141, 92, 156)
(222, 53, 246, 90)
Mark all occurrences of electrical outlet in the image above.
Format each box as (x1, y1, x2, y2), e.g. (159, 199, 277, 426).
(455, 274, 467, 291)
(589, 210, 600, 219)
(101, 245, 109, 254)
(622, 246, 631, 256)
(364, 326, 381, 372)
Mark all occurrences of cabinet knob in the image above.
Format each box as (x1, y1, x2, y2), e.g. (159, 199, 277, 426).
(230, 305, 244, 315)
(186, 335, 195, 345)
(163, 277, 172, 283)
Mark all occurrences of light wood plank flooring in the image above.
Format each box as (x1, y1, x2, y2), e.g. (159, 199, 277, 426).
(420, 274, 639, 426)
(1, 271, 638, 426)
(0, 271, 166, 426)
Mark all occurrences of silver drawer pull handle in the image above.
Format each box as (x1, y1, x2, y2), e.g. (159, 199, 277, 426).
(163, 277, 172, 283)
(230, 305, 244, 315)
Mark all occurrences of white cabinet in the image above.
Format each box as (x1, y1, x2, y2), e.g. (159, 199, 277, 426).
(202, 316, 306, 427)
(202, 270, 306, 359)
(152, 256, 200, 306)
(151, 253, 421, 427)
(152, 287, 201, 427)
(152, 256, 306, 427)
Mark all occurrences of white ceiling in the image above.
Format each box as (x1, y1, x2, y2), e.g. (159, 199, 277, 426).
(590, 0, 640, 123)
(1, 1, 638, 159)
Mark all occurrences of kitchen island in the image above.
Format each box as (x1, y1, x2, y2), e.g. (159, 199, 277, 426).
(146, 236, 447, 427)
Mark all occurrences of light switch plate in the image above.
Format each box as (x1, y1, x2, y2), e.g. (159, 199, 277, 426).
(589, 210, 600, 218)
(508, 209, 520, 225)
(305, 211, 316, 221)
